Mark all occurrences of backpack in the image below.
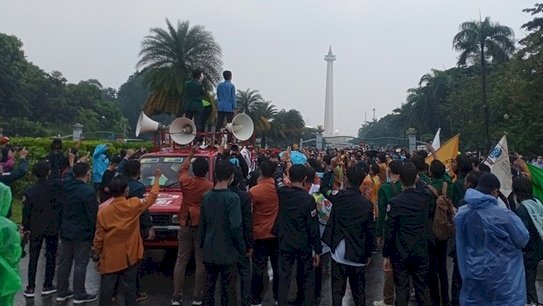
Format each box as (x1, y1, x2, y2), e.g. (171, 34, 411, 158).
(428, 182, 456, 241)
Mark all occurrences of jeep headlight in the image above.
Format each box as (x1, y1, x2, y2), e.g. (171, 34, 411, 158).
(172, 214, 179, 224)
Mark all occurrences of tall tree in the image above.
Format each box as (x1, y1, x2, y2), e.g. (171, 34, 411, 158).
(236, 88, 263, 114)
(137, 19, 222, 115)
(453, 17, 515, 150)
(248, 100, 277, 147)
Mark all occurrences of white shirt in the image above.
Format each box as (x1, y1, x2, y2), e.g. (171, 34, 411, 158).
(331, 239, 366, 267)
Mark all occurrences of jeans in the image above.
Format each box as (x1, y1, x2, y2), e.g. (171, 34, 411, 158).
(236, 255, 251, 306)
(173, 226, 205, 298)
(56, 239, 92, 299)
(331, 260, 366, 306)
(392, 256, 431, 306)
(203, 263, 238, 306)
(216, 112, 234, 132)
(251, 238, 279, 303)
(99, 264, 138, 306)
(27, 233, 58, 288)
(428, 240, 449, 306)
(277, 252, 315, 306)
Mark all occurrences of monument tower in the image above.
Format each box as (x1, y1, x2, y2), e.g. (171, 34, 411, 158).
(323, 46, 336, 136)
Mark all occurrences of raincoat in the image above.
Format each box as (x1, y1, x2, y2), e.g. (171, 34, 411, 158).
(0, 182, 21, 305)
(92, 144, 109, 184)
(455, 188, 529, 306)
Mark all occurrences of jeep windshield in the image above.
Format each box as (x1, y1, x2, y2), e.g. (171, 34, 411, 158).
(139, 156, 187, 188)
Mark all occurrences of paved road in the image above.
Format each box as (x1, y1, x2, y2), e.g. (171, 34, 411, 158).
(14, 248, 543, 306)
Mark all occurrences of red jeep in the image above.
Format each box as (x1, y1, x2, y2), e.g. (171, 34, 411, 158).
(137, 147, 217, 249)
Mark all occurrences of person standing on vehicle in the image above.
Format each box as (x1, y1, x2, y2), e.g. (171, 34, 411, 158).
(321, 164, 375, 306)
(215, 70, 237, 132)
(274, 150, 322, 306)
(94, 168, 161, 306)
(183, 70, 205, 130)
(382, 163, 432, 306)
(172, 146, 213, 306)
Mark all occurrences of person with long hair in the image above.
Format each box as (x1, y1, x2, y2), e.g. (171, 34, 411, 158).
(513, 176, 543, 305)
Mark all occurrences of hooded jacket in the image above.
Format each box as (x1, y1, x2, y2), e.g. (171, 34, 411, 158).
(92, 144, 109, 183)
(0, 182, 21, 305)
(455, 188, 529, 306)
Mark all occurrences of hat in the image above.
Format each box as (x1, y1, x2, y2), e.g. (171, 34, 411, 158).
(476, 172, 501, 195)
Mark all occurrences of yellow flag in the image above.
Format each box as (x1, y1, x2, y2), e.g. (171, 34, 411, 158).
(425, 134, 460, 173)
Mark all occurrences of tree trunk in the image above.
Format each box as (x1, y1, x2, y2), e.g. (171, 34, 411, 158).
(481, 42, 490, 152)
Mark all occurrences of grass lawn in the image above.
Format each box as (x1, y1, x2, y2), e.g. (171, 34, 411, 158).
(10, 197, 22, 225)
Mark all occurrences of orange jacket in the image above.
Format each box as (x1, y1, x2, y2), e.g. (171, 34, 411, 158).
(93, 180, 159, 274)
(178, 159, 213, 227)
(249, 178, 279, 240)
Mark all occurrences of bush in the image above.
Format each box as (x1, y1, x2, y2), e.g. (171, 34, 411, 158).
(5, 137, 153, 219)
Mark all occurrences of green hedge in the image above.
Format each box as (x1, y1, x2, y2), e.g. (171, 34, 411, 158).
(6, 137, 153, 223)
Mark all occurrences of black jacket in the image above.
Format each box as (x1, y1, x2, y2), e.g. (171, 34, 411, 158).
(383, 187, 431, 260)
(230, 186, 254, 250)
(320, 171, 374, 263)
(1, 157, 29, 219)
(199, 189, 245, 265)
(273, 163, 321, 255)
(127, 178, 153, 239)
(60, 178, 98, 241)
(23, 179, 62, 236)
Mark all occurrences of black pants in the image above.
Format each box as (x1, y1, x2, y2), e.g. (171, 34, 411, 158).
(251, 239, 279, 303)
(56, 239, 91, 299)
(428, 240, 449, 306)
(450, 255, 462, 306)
(525, 259, 540, 304)
(315, 253, 329, 298)
(99, 264, 138, 306)
(331, 260, 366, 306)
(203, 263, 237, 306)
(216, 112, 234, 132)
(392, 255, 431, 306)
(277, 252, 315, 306)
(200, 106, 212, 132)
(236, 255, 251, 306)
(27, 233, 58, 288)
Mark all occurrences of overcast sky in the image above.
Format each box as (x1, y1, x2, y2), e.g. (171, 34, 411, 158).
(1, 0, 531, 136)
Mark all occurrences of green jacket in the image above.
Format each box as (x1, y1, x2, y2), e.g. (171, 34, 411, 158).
(376, 181, 402, 237)
(183, 79, 205, 113)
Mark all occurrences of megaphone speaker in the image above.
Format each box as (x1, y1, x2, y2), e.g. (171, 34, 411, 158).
(136, 112, 161, 137)
(227, 113, 254, 141)
(169, 117, 196, 145)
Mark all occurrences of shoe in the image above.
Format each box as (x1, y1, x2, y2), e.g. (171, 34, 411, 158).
(171, 295, 183, 306)
(73, 294, 98, 304)
(192, 296, 202, 305)
(137, 292, 148, 302)
(111, 296, 117, 303)
(42, 285, 57, 296)
(374, 301, 393, 306)
(24, 287, 35, 298)
(250, 297, 263, 306)
(56, 291, 74, 302)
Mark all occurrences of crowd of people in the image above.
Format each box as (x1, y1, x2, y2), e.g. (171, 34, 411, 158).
(1, 130, 542, 306)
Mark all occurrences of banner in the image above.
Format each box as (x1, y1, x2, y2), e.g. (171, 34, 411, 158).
(432, 128, 441, 150)
(484, 135, 512, 197)
(527, 163, 543, 202)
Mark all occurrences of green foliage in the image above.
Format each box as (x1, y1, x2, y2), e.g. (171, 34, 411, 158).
(361, 6, 543, 155)
(137, 19, 222, 115)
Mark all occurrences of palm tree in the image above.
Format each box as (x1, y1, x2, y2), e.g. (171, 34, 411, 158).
(137, 19, 222, 115)
(236, 89, 263, 114)
(453, 17, 515, 150)
(270, 109, 305, 147)
(249, 101, 277, 147)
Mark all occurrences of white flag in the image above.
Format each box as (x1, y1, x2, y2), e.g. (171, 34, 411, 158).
(484, 135, 512, 197)
(432, 128, 441, 150)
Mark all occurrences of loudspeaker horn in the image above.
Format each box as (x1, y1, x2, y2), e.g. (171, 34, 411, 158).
(227, 113, 254, 141)
(169, 117, 196, 145)
(136, 112, 161, 137)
